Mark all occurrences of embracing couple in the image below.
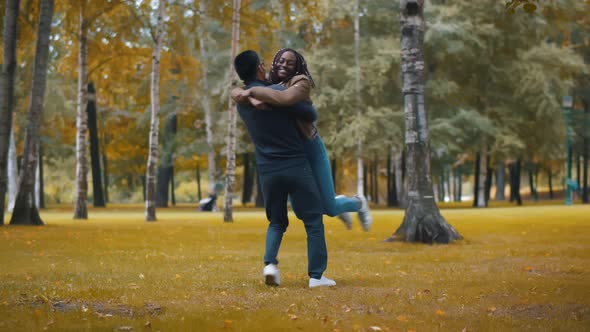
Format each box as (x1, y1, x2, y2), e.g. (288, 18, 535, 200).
(231, 49, 372, 288)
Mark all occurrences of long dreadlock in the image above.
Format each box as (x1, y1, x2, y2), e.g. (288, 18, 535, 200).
(269, 48, 316, 88)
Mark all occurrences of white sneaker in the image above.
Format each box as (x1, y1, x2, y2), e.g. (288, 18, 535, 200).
(335, 195, 352, 229)
(263, 264, 280, 286)
(309, 276, 336, 288)
(356, 195, 372, 231)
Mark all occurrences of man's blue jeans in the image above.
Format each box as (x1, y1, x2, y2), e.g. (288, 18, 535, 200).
(260, 161, 327, 279)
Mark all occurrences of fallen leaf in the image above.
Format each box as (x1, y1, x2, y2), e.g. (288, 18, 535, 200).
(118, 327, 133, 331)
(139, 274, 145, 279)
(524, 266, 534, 272)
(397, 315, 408, 322)
(436, 309, 445, 316)
(175, 274, 182, 279)
(224, 320, 233, 328)
(145, 321, 151, 328)
(369, 327, 382, 331)
(288, 314, 298, 320)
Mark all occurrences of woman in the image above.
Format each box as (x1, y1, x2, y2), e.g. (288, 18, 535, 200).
(232, 48, 372, 231)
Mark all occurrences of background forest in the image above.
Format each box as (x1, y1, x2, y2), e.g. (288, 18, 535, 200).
(2, 0, 589, 215)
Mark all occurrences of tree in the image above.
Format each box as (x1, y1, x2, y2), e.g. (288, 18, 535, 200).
(145, 0, 165, 221)
(385, 0, 461, 243)
(222, 0, 240, 222)
(353, 0, 364, 197)
(197, 0, 217, 195)
(73, 1, 89, 219)
(0, 0, 20, 225)
(10, 0, 54, 225)
(87, 82, 105, 207)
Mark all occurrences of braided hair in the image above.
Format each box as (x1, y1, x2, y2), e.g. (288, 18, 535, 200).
(269, 48, 315, 88)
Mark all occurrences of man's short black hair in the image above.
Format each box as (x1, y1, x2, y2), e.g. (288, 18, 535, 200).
(234, 50, 260, 84)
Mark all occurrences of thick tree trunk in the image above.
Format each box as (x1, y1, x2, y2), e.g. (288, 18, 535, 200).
(387, 0, 461, 243)
(73, 4, 89, 219)
(156, 112, 177, 208)
(87, 82, 105, 207)
(196, 163, 202, 201)
(495, 161, 505, 200)
(223, 0, 241, 222)
(10, 0, 53, 225)
(354, 0, 364, 197)
(145, 0, 164, 221)
(0, 0, 20, 224)
(7, 128, 17, 212)
(198, 0, 217, 195)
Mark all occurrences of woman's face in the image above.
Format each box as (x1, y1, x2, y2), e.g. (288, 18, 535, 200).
(276, 51, 297, 81)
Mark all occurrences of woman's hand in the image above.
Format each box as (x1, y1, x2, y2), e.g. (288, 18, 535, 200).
(230, 87, 250, 104)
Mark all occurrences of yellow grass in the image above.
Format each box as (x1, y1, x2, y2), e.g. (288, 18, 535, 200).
(1, 205, 589, 331)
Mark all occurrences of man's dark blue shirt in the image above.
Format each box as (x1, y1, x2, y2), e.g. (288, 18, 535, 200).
(236, 80, 317, 173)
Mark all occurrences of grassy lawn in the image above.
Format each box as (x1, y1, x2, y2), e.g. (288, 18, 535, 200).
(1, 204, 589, 331)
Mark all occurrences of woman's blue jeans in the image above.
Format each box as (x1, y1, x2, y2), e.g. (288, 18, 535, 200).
(303, 135, 359, 216)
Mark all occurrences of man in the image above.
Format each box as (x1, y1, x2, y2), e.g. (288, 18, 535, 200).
(233, 50, 335, 288)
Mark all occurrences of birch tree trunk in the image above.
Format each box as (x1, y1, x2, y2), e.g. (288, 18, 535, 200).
(386, 0, 461, 243)
(197, 0, 217, 195)
(145, 0, 164, 222)
(10, 0, 54, 225)
(0, 0, 20, 224)
(7, 128, 17, 212)
(73, 3, 89, 219)
(354, 0, 364, 197)
(223, 0, 241, 222)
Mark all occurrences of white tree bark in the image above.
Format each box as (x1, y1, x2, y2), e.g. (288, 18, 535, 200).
(73, 2, 88, 219)
(386, 0, 461, 243)
(197, 0, 216, 195)
(145, 0, 165, 221)
(7, 128, 17, 212)
(10, 0, 54, 225)
(223, 0, 241, 222)
(354, 0, 364, 196)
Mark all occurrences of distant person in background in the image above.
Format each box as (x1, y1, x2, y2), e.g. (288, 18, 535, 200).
(233, 50, 336, 288)
(232, 48, 372, 231)
(198, 192, 217, 212)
